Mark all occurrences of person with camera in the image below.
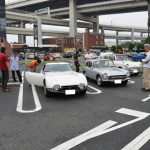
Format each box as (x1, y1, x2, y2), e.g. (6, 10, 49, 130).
(141, 44, 150, 92)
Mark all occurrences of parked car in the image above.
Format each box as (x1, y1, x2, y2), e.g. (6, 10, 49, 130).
(102, 50, 115, 54)
(132, 52, 147, 61)
(101, 54, 142, 75)
(83, 59, 130, 86)
(55, 53, 61, 58)
(27, 53, 37, 59)
(25, 62, 88, 97)
(19, 53, 25, 59)
(38, 52, 47, 61)
(91, 53, 99, 59)
(63, 52, 72, 58)
(124, 52, 138, 58)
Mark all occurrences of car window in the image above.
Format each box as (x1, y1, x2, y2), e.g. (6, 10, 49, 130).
(103, 56, 108, 59)
(88, 62, 92, 68)
(44, 64, 73, 72)
(109, 56, 115, 61)
(93, 60, 114, 68)
(116, 55, 129, 61)
(86, 62, 89, 67)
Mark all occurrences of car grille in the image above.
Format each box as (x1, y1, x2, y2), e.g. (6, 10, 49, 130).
(130, 67, 140, 70)
(109, 75, 126, 79)
(61, 85, 79, 90)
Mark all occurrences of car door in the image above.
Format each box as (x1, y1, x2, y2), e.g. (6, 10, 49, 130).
(25, 72, 45, 87)
(88, 61, 94, 78)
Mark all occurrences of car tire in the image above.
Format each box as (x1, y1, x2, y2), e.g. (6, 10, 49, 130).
(83, 71, 89, 80)
(122, 80, 128, 86)
(80, 89, 87, 95)
(44, 81, 50, 97)
(97, 75, 103, 87)
(134, 73, 139, 76)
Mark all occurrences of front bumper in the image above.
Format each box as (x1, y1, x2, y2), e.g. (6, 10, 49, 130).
(128, 67, 142, 74)
(47, 86, 87, 93)
(102, 78, 130, 83)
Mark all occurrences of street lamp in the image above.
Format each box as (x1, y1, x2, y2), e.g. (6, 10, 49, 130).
(30, 19, 38, 59)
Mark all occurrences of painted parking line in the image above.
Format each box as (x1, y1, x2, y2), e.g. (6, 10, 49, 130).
(16, 71, 42, 113)
(87, 85, 102, 95)
(121, 127, 150, 150)
(50, 108, 149, 150)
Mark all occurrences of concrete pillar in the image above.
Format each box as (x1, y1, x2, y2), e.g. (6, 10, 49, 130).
(93, 16, 99, 33)
(18, 22, 26, 44)
(37, 18, 42, 45)
(100, 26, 104, 34)
(116, 31, 119, 46)
(131, 28, 134, 44)
(69, 0, 77, 37)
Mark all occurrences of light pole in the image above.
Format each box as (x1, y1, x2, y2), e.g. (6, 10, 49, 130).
(30, 19, 38, 59)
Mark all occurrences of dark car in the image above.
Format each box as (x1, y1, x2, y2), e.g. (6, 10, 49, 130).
(19, 53, 25, 59)
(63, 52, 72, 58)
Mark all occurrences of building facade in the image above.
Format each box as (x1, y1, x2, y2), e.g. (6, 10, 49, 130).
(75, 29, 105, 52)
(42, 29, 105, 53)
(43, 37, 74, 53)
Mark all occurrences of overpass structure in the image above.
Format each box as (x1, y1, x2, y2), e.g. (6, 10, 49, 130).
(5, 0, 149, 45)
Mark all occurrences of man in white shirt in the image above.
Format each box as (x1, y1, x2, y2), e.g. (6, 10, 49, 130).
(142, 44, 150, 92)
(85, 50, 95, 62)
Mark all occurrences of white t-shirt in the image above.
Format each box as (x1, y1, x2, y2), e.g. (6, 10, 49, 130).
(85, 53, 94, 61)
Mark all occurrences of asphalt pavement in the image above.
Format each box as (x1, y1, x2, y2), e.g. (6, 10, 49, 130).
(0, 60, 150, 150)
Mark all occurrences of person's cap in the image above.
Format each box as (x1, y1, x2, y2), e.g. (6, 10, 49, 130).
(13, 52, 17, 54)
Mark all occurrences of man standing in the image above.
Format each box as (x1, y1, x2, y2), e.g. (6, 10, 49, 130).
(141, 44, 150, 92)
(0, 47, 10, 92)
(11, 52, 22, 83)
(74, 51, 80, 72)
(85, 50, 95, 62)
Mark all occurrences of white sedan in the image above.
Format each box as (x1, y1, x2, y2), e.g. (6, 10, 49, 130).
(25, 62, 88, 97)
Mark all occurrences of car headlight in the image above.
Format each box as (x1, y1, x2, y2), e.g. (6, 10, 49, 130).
(126, 72, 130, 77)
(79, 83, 85, 90)
(102, 73, 108, 79)
(53, 85, 60, 91)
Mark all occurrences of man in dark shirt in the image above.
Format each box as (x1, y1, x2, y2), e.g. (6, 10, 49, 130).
(74, 51, 80, 72)
(0, 47, 10, 92)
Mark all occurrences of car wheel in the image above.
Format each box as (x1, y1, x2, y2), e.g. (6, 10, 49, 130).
(83, 71, 89, 80)
(97, 75, 103, 87)
(134, 73, 139, 76)
(80, 89, 87, 95)
(122, 80, 128, 86)
(44, 82, 50, 97)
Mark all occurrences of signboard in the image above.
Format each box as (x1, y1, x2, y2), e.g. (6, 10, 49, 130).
(64, 48, 75, 53)
(35, 7, 48, 13)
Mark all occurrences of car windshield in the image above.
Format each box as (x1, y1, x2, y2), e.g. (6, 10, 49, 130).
(44, 64, 73, 72)
(116, 55, 129, 61)
(93, 60, 114, 68)
(138, 52, 146, 56)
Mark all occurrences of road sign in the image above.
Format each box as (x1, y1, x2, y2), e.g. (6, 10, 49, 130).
(35, 7, 48, 13)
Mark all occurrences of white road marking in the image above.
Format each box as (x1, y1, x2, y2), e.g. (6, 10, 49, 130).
(50, 121, 117, 150)
(128, 80, 135, 84)
(51, 108, 149, 150)
(86, 85, 102, 94)
(16, 72, 42, 113)
(121, 127, 150, 150)
(142, 96, 150, 102)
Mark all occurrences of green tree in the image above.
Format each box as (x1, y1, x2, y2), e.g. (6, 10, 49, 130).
(128, 43, 134, 51)
(117, 45, 122, 50)
(111, 45, 116, 52)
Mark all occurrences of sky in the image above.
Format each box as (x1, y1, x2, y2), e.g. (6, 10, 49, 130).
(5, 0, 149, 44)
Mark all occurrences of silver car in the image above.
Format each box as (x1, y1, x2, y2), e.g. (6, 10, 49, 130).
(83, 59, 130, 86)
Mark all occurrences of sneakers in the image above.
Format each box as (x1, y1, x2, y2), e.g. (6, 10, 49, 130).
(2, 89, 10, 92)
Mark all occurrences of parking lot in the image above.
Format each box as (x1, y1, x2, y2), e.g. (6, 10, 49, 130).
(1, 59, 150, 150)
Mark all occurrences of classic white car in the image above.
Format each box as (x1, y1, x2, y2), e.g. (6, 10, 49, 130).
(25, 62, 88, 97)
(101, 54, 142, 75)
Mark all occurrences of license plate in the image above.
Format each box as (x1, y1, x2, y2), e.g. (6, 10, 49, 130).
(115, 80, 122, 84)
(133, 70, 138, 73)
(65, 90, 75, 95)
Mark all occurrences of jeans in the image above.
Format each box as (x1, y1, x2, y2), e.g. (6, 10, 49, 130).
(0, 71, 2, 83)
(12, 70, 22, 82)
(1, 70, 9, 90)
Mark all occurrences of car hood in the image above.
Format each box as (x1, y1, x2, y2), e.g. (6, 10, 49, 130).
(45, 71, 86, 86)
(94, 67, 127, 76)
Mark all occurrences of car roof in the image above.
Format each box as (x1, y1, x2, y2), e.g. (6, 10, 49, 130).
(46, 62, 69, 65)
